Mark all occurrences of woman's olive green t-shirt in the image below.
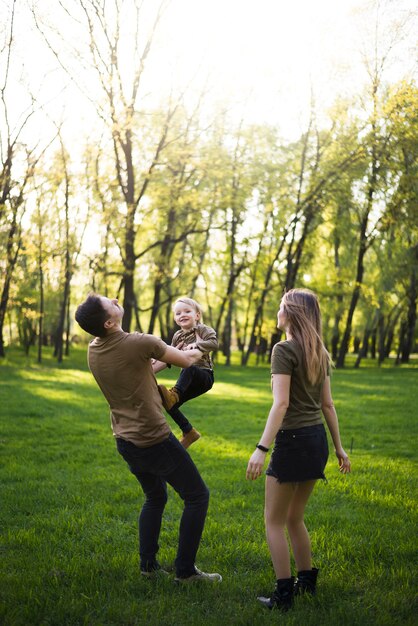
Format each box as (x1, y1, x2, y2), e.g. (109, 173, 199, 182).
(271, 340, 325, 430)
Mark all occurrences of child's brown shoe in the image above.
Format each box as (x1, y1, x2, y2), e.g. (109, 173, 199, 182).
(180, 428, 201, 449)
(158, 385, 180, 410)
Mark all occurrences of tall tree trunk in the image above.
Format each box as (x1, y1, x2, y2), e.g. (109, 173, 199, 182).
(54, 269, 71, 362)
(240, 217, 267, 365)
(336, 59, 382, 368)
(395, 321, 407, 365)
(242, 230, 287, 366)
(148, 278, 164, 335)
(133, 293, 143, 334)
(190, 201, 216, 298)
(216, 263, 245, 365)
(336, 246, 366, 367)
(354, 327, 372, 369)
(370, 328, 377, 359)
(331, 313, 342, 361)
(37, 226, 44, 364)
(223, 296, 234, 366)
(148, 206, 177, 334)
(385, 308, 402, 358)
(377, 309, 386, 365)
(0, 214, 23, 357)
(336, 193, 373, 368)
(65, 286, 71, 357)
(0, 273, 12, 357)
(122, 205, 136, 332)
(0, 3, 36, 357)
(235, 312, 243, 351)
(54, 145, 72, 362)
(331, 221, 344, 360)
(385, 327, 395, 358)
(285, 208, 315, 291)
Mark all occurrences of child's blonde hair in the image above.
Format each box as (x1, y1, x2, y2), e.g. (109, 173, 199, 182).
(173, 297, 203, 322)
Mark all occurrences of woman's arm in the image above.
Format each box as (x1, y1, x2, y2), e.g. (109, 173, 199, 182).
(321, 376, 351, 473)
(246, 374, 290, 480)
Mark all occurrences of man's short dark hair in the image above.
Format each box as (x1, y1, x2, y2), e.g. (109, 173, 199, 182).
(75, 294, 108, 337)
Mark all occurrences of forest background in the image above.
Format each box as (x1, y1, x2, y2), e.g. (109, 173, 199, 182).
(1, 0, 417, 368)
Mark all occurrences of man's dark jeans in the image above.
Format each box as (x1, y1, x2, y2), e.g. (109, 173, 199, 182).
(169, 366, 214, 433)
(116, 433, 209, 578)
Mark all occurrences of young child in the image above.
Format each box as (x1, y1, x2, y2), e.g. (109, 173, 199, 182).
(153, 297, 218, 448)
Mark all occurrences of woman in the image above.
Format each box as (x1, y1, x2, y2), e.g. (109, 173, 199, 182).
(246, 289, 351, 612)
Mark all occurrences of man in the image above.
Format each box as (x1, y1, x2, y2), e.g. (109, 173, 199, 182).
(75, 293, 221, 583)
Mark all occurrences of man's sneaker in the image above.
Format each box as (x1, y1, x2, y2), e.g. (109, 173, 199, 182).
(140, 565, 170, 579)
(180, 428, 201, 449)
(158, 385, 180, 410)
(174, 567, 222, 583)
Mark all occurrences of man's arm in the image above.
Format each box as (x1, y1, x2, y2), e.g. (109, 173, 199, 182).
(158, 345, 202, 368)
(152, 359, 168, 373)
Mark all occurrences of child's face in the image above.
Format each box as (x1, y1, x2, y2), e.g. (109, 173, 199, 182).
(174, 302, 200, 330)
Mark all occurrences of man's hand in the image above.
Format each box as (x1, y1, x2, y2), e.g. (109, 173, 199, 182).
(159, 345, 201, 369)
(184, 348, 202, 364)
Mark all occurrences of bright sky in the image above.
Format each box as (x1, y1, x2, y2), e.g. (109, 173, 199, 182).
(137, 0, 416, 131)
(3, 0, 417, 144)
(158, 0, 416, 131)
(159, 0, 362, 123)
(1, 0, 415, 256)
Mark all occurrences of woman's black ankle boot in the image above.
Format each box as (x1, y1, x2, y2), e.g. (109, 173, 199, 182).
(294, 567, 319, 595)
(257, 576, 295, 611)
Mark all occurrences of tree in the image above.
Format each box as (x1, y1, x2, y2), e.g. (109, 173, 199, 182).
(384, 82, 418, 362)
(335, 2, 409, 367)
(0, 1, 41, 356)
(211, 121, 256, 365)
(33, 0, 179, 332)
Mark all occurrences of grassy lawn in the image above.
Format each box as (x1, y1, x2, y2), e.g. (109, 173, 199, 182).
(1, 347, 417, 626)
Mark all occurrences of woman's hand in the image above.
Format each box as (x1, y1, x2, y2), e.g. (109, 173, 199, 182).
(335, 447, 351, 473)
(246, 449, 267, 480)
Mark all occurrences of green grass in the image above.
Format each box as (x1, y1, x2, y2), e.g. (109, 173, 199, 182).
(1, 348, 417, 626)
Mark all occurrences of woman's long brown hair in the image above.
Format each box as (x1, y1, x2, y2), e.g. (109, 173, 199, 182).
(281, 289, 331, 384)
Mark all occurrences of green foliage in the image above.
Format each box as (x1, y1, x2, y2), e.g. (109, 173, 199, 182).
(1, 348, 417, 625)
(2, 55, 418, 363)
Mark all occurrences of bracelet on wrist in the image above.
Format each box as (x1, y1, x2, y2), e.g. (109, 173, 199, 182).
(256, 444, 269, 453)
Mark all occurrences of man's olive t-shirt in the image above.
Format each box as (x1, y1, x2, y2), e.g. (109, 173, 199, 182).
(88, 331, 170, 447)
(271, 340, 324, 430)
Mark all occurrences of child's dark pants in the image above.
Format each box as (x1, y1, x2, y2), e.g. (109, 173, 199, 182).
(168, 366, 214, 433)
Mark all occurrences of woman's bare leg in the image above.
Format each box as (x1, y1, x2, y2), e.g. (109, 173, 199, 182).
(286, 480, 317, 571)
(264, 477, 295, 579)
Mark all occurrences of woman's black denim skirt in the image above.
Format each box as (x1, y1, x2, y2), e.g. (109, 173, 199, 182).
(266, 423, 329, 483)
